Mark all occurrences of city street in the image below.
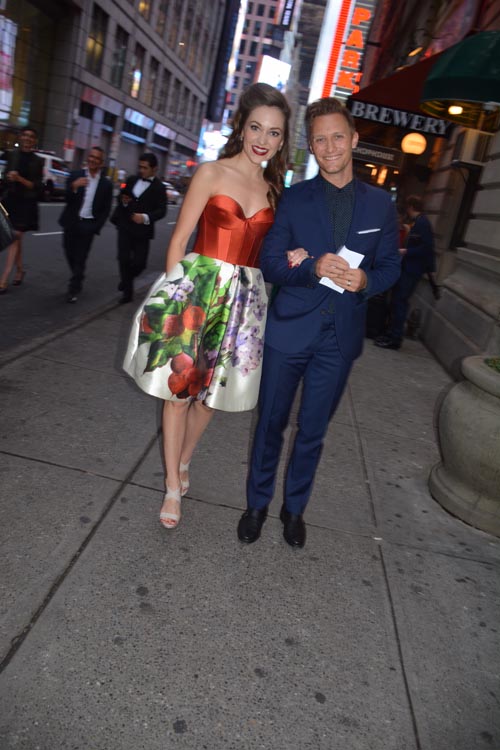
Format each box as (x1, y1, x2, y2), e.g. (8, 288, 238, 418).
(0, 201, 181, 357)
(0, 210, 499, 748)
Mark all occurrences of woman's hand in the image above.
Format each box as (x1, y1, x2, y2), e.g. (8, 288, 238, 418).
(287, 247, 311, 268)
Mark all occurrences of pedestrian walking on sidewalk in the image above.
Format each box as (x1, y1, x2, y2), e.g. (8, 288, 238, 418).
(123, 83, 291, 530)
(0, 127, 43, 294)
(58, 146, 113, 303)
(374, 194, 435, 350)
(237, 96, 401, 549)
(110, 152, 167, 304)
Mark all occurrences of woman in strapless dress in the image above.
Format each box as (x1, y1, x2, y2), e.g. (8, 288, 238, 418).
(124, 83, 291, 529)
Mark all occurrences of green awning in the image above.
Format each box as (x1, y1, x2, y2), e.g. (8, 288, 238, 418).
(421, 31, 500, 132)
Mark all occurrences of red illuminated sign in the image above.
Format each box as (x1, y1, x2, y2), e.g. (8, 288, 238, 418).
(322, 1, 375, 98)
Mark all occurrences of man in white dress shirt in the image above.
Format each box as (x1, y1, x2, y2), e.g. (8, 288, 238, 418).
(59, 146, 113, 303)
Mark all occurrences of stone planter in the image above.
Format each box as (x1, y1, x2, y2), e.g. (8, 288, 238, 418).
(429, 355, 500, 537)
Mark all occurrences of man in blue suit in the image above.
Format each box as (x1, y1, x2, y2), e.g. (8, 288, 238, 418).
(374, 194, 435, 350)
(237, 97, 401, 548)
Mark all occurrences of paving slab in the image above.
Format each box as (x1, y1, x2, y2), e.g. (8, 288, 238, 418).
(0, 485, 418, 750)
(0, 454, 120, 661)
(383, 545, 500, 750)
(361, 430, 500, 561)
(130, 393, 374, 536)
(349, 342, 451, 442)
(31, 305, 136, 376)
(0, 354, 157, 478)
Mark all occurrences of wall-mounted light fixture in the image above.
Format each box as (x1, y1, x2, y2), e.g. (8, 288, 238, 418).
(401, 132, 427, 155)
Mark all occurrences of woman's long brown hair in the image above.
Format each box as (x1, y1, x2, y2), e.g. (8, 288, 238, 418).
(218, 83, 291, 211)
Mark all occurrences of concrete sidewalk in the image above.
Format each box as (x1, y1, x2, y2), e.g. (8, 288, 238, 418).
(0, 300, 499, 750)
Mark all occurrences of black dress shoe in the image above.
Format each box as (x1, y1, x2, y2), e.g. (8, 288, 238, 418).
(280, 505, 306, 548)
(118, 294, 133, 304)
(374, 335, 401, 350)
(117, 281, 125, 292)
(237, 507, 267, 544)
(66, 294, 78, 304)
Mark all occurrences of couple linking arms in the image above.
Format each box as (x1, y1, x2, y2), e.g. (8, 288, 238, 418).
(123, 85, 401, 549)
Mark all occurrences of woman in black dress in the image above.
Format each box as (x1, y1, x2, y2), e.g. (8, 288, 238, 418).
(0, 127, 43, 293)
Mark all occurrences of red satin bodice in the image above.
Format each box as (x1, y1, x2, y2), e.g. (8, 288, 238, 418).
(192, 195, 274, 268)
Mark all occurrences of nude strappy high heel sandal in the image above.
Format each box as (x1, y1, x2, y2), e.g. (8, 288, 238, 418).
(160, 486, 181, 529)
(179, 461, 190, 497)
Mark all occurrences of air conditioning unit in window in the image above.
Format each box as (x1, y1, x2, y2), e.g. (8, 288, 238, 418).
(451, 129, 491, 168)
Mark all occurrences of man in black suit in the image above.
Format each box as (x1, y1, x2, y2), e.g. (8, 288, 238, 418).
(110, 152, 167, 303)
(59, 146, 113, 303)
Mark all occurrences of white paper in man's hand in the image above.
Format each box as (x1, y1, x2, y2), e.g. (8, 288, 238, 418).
(319, 246, 365, 294)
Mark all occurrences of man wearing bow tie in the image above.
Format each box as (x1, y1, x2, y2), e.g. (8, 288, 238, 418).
(111, 152, 167, 303)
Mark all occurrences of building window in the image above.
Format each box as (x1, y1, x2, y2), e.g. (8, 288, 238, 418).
(138, 0, 151, 21)
(103, 112, 117, 130)
(188, 19, 201, 71)
(257, 3, 266, 15)
(110, 25, 128, 88)
(156, 0, 168, 36)
(79, 101, 95, 120)
(144, 57, 159, 108)
(158, 68, 171, 115)
(130, 43, 145, 99)
(123, 120, 148, 141)
(173, 79, 181, 121)
(249, 41, 258, 57)
(86, 4, 108, 76)
(168, 0, 183, 49)
(198, 31, 209, 79)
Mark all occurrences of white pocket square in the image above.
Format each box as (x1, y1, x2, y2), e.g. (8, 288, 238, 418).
(357, 228, 381, 234)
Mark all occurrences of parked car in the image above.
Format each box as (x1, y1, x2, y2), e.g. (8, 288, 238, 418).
(163, 181, 181, 205)
(0, 150, 69, 201)
(35, 151, 70, 200)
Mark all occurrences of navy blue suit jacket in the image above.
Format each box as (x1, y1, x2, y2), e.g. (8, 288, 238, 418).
(403, 213, 435, 275)
(261, 176, 401, 361)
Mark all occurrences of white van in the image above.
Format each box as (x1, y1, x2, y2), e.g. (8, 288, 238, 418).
(35, 151, 70, 200)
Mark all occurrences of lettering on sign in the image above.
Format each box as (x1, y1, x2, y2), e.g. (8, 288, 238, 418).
(280, 0, 296, 28)
(323, 1, 377, 99)
(350, 101, 452, 136)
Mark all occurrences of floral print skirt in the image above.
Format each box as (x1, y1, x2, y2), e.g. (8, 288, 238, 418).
(123, 252, 268, 412)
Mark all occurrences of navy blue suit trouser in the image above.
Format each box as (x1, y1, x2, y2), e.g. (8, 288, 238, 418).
(247, 320, 353, 515)
(388, 269, 421, 341)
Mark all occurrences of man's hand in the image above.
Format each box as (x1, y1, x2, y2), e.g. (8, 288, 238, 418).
(314, 252, 367, 292)
(72, 176, 88, 190)
(131, 213, 145, 224)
